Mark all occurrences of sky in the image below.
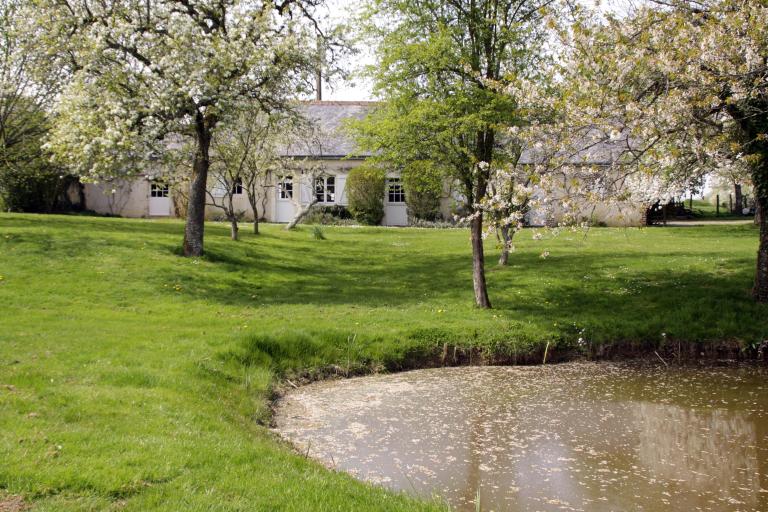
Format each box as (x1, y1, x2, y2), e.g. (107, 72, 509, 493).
(315, 0, 375, 101)
(314, 0, 631, 102)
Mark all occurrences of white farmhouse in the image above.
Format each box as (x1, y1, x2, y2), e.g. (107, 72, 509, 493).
(83, 101, 418, 226)
(82, 100, 646, 227)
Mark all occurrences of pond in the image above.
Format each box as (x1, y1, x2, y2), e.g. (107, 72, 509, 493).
(275, 363, 768, 512)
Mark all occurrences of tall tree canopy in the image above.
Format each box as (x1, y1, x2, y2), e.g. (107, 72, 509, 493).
(353, 0, 555, 308)
(39, 0, 342, 255)
(509, 0, 768, 301)
(0, 0, 65, 211)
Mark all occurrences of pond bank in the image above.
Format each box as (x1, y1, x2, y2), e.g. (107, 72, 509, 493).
(268, 338, 762, 399)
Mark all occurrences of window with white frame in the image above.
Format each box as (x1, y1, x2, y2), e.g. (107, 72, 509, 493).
(232, 178, 243, 195)
(315, 175, 336, 203)
(278, 176, 293, 199)
(387, 177, 405, 203)
(150, 183, 169, 198)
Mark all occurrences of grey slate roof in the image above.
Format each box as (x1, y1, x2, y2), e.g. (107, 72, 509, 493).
(282, 101, 376, 158)
(518, 141, 620, 166)
(282, 102, 623, 166)
(517, 127, 626, 166)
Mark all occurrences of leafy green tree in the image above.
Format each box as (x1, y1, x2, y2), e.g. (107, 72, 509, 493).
(401, 160, 444, 222)
(39, 0, 343, 256)
(352, 0, 553, 307)
(346, 163, 386, 225)
(0, 105, 63, 212)
(0, 0, 66, 212)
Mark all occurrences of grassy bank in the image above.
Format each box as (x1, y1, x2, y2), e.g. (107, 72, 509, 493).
(1, 213, 766, 510)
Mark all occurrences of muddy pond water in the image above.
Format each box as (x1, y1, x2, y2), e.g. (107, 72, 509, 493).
(275, 363, 768, 511)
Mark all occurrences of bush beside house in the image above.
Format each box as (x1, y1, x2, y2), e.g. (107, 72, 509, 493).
(347, 164, 386, 225)
(402, 160, 444, 222)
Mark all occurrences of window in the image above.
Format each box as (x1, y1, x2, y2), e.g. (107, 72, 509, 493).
(278, 176, 293, 199)
(387, 177, 405, 203)
(232, 178, 243, 195)
(315, 176, 336, 203)
(150, 183, 169, 198)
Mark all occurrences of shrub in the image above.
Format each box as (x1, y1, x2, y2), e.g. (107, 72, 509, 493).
(0, 168, 61, 212)
(0, 102, 80, 213)
(402, 160, 444, 221)
(301, 205, 354, 225)
(319, 205, 352, 219)
(346, 164, 386, 225)
(0, 167, 83, 213)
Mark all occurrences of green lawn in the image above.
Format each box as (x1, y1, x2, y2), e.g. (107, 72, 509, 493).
(1, 213, 766, 511)
(691, 198, 749, 219)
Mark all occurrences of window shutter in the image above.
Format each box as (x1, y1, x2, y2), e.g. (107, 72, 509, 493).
(336, 175, 347, 205)
(299, 178, 311, 204)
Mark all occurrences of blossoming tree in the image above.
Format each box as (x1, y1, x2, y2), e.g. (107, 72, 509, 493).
(39, 0, 341, 256)
(514, 0, 768, 301)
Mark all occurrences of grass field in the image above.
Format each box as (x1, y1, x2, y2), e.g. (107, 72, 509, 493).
(691, 198, 750, 219)
(1, 213, 767, 511)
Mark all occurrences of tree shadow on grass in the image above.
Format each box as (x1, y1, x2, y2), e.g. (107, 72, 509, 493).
(493, 263, 766, 342)
(0, 212, 287, 240)
(1, 212, 184, 236)
(159, 240, 768, 341)
(4, 213, 764, 342)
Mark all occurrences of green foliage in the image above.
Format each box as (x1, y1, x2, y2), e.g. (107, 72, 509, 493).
(301, 205, 354, 225)
(346, 163, 386, 225)
(0, 101, 69, 213)
(402, 160, 444, 221)
(351, 0, 549, 204)
(0, 167, 62, 213)
(0, 0, 67, 213)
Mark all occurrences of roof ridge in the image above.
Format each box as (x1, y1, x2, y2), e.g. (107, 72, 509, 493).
(300, 100, 379, 106)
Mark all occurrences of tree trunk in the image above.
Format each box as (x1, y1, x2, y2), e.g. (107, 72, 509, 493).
(246, 192, 260, 234)
(470, 129, 494, 308)
(471, 214, 491, 308)
(226, 195, 238, 241)
(754, 193, 768, 302)
(498, 224, 511, 266)
(734, 183, 743, 214)
(183, 112, 213, 257)
(285, 199, 317, 230)
(252, 199, 260, 234)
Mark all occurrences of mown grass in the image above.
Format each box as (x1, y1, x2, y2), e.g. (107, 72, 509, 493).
(691, 198, 749, 219)
(1, 213, 766, 510)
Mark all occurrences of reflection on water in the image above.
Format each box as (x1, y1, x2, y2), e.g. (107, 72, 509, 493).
(636, 403, 760, 509)
(275, 363, 768, 511)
